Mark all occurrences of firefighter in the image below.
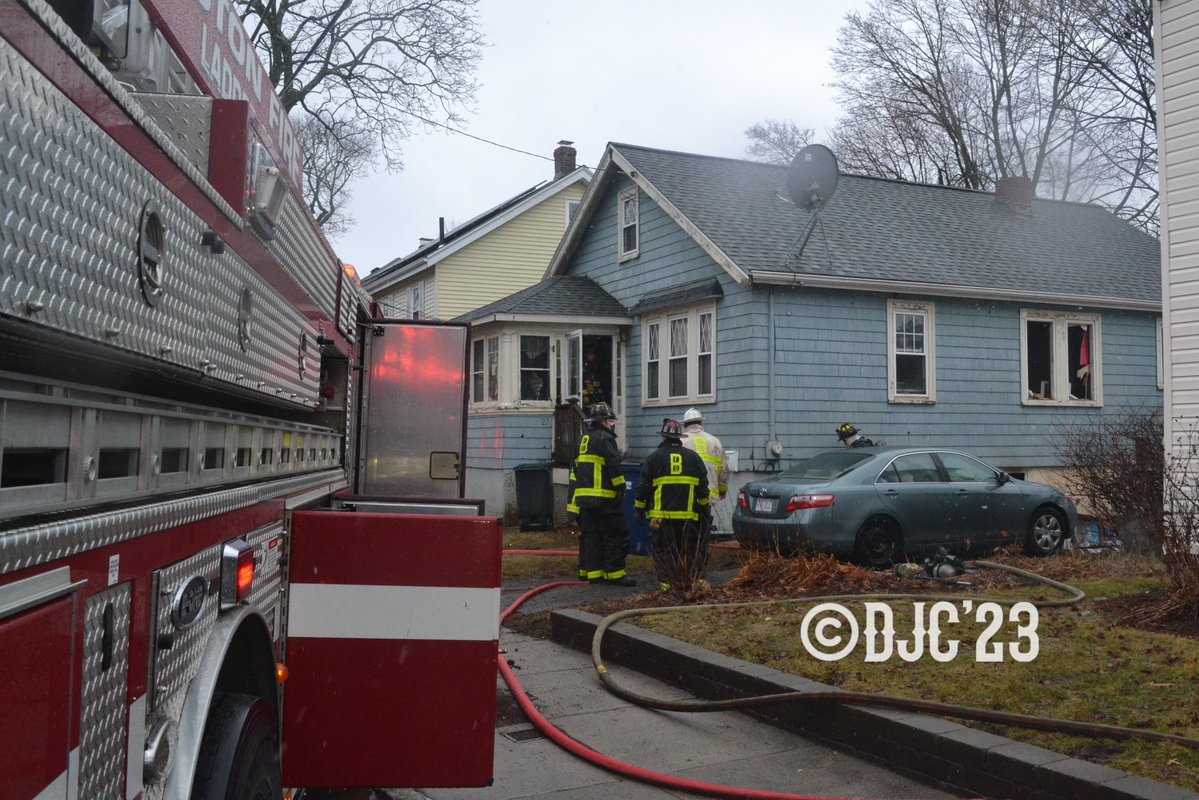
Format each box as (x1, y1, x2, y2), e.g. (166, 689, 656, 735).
(635, 418, 710, 594)
(680, 407, 727, 573)
(836, 422, 875, 448)
(567, 402, 635, 586)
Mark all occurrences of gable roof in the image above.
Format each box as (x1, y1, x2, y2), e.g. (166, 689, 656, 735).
(454, 275, 632, 326)
(363, 166, 591, 294)
(550, 144, 1160, 311)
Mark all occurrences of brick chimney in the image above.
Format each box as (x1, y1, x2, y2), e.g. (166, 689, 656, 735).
(553, 140, 577, 179)
(995, 176, 1036, 214)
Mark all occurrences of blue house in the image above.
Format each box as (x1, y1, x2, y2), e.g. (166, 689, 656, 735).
(460, 143, 1162, 526)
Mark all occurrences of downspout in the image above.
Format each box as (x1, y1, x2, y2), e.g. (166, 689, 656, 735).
(768, 286, 776, 446)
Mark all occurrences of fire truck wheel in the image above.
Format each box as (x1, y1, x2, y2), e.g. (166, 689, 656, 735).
(192, 692, 281, 800)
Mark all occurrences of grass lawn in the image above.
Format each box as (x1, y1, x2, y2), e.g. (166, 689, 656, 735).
(630, 554, 1199, 791)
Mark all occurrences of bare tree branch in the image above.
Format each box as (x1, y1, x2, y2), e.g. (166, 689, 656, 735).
(233, 0, 483, 234)
(751, 0, 1156, 231)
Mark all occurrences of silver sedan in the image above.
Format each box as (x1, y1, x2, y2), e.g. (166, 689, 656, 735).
(732, 447, 1078, 568)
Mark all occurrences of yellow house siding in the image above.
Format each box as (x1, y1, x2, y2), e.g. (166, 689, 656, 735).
(372, 274, 436, 318)
(436, 186, 585, 319)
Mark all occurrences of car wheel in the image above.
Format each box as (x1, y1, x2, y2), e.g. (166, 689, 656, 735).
(1026, 506, 1066, 556)
(853, 516, 902, 570)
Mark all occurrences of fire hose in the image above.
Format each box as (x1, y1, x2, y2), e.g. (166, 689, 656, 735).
(498, 553, 1198, 800)
(587, 560, 1199, 750)
(499, 581, 873, 800)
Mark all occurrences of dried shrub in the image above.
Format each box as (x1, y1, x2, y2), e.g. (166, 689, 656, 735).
(1056, 407, 1199, 623)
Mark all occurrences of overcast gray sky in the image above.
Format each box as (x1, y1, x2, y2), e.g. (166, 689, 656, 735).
(334, 1, 865, 276)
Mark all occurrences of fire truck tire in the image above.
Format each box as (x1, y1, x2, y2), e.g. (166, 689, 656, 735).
(192, 692, 281, 800)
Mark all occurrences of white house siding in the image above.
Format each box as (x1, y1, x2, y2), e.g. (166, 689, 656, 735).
(1160, 0, 1199, 453)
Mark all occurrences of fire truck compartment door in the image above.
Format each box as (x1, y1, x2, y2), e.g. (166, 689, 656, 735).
(357, 322, 469, 497)
(0, 570, 80, 800)
(282, 509, 501, 788)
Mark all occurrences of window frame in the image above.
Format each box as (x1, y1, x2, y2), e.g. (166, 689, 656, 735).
(1019, 310, 1103, 407)
(518, 334, 552, 404)
(618, 187, 639, 261)
(565, 198, 581, 228)
(409, 282, 422, 320)
(887, 299, 936, 404)
(470, 334, 501, 407)
(641, 303, 716, 407)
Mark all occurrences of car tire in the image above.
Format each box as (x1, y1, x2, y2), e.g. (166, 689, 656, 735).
(853, 516, 902, 570)
(192, 692, 280, 800)
(1025, 506, 1067, 556)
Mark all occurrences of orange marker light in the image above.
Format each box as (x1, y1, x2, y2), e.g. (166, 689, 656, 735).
(276, 661, 290, 685)
(343, 262, 360, 283)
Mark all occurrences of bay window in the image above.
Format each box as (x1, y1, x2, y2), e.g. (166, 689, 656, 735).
(642, 304, 715, 405)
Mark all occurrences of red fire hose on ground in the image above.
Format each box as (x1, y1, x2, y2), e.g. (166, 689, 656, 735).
(498, 580, 879, 800)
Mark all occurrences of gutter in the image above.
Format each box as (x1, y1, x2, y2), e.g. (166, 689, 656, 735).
(750, 271, 1161, 313)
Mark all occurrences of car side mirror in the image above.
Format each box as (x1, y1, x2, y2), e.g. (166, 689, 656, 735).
(996, 471, 1010, 486)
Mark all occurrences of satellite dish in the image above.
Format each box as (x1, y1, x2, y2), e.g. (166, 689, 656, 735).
(785, 144, 839, 211)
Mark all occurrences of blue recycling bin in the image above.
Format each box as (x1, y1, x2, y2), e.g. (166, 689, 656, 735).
(621, 463, 651, 555)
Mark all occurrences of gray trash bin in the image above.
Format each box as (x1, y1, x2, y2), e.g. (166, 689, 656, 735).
(514, 464, 553, 531)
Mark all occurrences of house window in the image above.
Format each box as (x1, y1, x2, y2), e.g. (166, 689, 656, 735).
(566, 198, 580, 227)
(698, 311, 713, 396)
(409, 283, 422, 320)
(1021, 311, 1101, 405)
(618, 188, 639, 261)
(642, 304, 716, 405)
(471, 336, 499, 404)
(887, 300, 936, 402)
(668, 316, 688, 397)
(520, 336, 550, 401)
(646, 322, 660, 401)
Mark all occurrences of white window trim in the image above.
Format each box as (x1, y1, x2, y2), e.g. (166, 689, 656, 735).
(409, 282, 423, 320)
(618, 187, 639, 262)
(1020, 309, 1103, 407)
(565, 198, 580, 228)
(641, 303, 716, 407)
(887, 299, 936, 404)
(469, 335, 501, 409)
(517, 334, 553, 407)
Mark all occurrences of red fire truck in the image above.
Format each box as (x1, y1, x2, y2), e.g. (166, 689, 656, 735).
(0, 0, 501, 796)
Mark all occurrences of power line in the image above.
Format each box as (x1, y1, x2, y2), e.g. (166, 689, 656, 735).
(405, 111, 553, 161)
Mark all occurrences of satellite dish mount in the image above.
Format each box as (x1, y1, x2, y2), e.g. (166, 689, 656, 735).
(784, 144, 840, 262)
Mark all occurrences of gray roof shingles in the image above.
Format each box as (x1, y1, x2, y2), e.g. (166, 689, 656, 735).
(612, 144, 1160, 304)
(454, 276, 628, 323)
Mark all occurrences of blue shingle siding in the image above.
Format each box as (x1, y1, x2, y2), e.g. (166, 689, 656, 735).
(467, 413, 553, 469)
(555, 145, 1161, 474)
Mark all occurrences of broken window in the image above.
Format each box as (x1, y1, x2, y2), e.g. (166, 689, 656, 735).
(1022, 312, 1100, 405)
(519, 336, 550, 401)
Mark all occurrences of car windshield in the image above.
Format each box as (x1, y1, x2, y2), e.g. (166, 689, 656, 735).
(777, 451, 874, 481)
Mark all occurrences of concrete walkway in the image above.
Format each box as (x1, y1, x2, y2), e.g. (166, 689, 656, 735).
(403, 626, 967, 800)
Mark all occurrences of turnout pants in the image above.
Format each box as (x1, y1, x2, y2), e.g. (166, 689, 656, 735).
(579, 502, 631, 580)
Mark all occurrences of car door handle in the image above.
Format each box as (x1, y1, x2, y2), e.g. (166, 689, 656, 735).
(955, 489, 969, 495)
(883, 490, 899, 498)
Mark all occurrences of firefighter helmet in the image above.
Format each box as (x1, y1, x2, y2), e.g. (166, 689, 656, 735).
(660, 418, 684, 439)
(682, 407, 703, 425)
(836, 422, 860, 442)
(590, 402, 616, 421)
